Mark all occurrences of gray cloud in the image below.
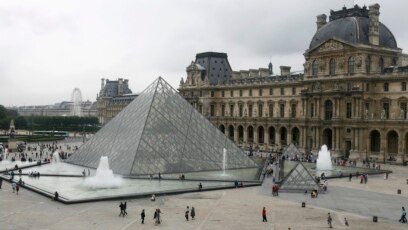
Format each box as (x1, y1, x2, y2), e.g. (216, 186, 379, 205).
(0, 0, 407, 106)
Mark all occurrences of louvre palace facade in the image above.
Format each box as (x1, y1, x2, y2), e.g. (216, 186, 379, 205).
(179, 4, 408, 162)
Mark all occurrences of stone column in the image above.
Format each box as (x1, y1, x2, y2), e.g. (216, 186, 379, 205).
(276, 128, 280, 147)
(265, 127, 269, 148)
(254, 126, 259, 147)
(234, 126, 239, 144)
(243, 126, 248, 146)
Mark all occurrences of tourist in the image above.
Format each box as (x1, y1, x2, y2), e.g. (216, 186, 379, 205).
(151, 194, 156, 202)
(12, 181, 16, 193)
(88, 169, 90, 176)
(191, 207, 195, 220)
(156, 209, 162, 224)
(262, 207, 267, 222)
(16, 184, 19, 195)
(360, 175, 364, 184)
(82, 169, 86, 177)
(119, 202, 125, 217)
(158, 172, 161, 180)
(344, 217, 349, 226)
(364, 174, 368, 184)
(0, 177, 2, 189)
(54, 191, 59, 201)
(123, 202, 128, 216)
(198, 182, 203, 191)
(185, 206, 189, 221)
(399, 207, 407, 223)
(141, 209, 145, 224)
(327, 212, 333, 228)
(153, 209, 157, 223)
(348, 173, 352, 182)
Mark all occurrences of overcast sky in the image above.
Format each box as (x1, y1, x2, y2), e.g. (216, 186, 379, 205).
(1, 0, 407, 106)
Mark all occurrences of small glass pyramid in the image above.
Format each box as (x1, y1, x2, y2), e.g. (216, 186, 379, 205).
(279, 162, 322, 192)
(67, 77, 258, 176)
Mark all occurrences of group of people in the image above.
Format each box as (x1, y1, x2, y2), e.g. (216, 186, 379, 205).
(359, 174, 369, 184)
(118, 203, 197, 225)
(184, 206, 195, 221)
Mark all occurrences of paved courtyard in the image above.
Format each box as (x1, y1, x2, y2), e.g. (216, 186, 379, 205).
(1, 164, 408, 229)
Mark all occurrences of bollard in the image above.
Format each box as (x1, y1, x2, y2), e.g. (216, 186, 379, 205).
(398, 189, 401, 194)
(373, 216, 378, 222)
(302, 202, 306, 208)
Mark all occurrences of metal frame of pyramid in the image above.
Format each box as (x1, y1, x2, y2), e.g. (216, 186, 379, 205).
(67, 77, 258, 176)
(279, 162, 323, 192)
(282, 143, 302, 159)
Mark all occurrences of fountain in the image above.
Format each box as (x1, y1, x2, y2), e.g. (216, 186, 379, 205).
(53, 151, 61, 163)
(83, 156, 123, 189)
(316, 145, 332, 171)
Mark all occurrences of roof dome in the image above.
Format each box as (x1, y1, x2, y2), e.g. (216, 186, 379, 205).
(309, 7, 397, 50)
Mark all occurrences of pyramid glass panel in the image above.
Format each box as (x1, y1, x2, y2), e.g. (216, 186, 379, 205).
(67, 77, 258, 176)
(279, 162, 322, 192)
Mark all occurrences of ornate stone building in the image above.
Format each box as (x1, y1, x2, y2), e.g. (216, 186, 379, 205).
(179, 4, 408, 162)
(96, 78, 138, 124)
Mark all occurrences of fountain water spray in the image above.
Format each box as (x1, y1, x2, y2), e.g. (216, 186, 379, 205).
(316, 145, 332, 171)
(83, 156, 123, 189)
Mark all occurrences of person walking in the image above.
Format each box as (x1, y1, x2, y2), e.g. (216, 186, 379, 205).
(123, 202, 128, 216)
(262, 207, 267, 222)
(348, 173, 352, 182)
(16, 184, 19, 195)
(344, 217, 349, 226)
(12, 181, 16, 193)
(185, 206, 190, 221)
(157, 209, 162, 224)
(141, 209, 145, 224)
(327, 213, 333, 228)
(191, 207, 195, 220)
(119, 202, 124, 217)
(399, 207, 407, 223)
(0, 177, 3, 189)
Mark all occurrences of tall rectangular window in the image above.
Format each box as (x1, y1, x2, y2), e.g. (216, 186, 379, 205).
(211, 91, 214, 97)
(230, 90, 234, 97)
(229, 104, 234, 117)
(269, 104, 274, 117)
(249, 89, 252, 97)
(346, 102, 352, 118)
(292, 87, 296, 95)
(259, 89, 263, 96)
(280, 104, 285, 118)
(310, 103, 314, 118)
(221, 90, 225, 97)
(291, 104, 296, 118)
(402, 82, 407, 91)
(258, 104, 263, 117)
(210, 104, 215, 116)
(221, 105, 225, 116)
(239, 89, 243, 97)
(248, 104, 253, 117)
(269, 87, 273, 95)
(239, 105, 243, 117)
(401, 102, 407, 119)
(280, 88, 284, 96)
(366, 83, 369, 92)
(383, 103, 390, 119)
(199, 90, 203, 97)
(198, 105, 202, 114)
(384, 83, 389, 92)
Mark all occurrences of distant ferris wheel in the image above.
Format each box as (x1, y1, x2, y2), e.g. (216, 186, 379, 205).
(71, 88, 83, 116)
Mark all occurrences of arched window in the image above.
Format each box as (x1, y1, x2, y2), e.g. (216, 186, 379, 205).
(365, 56, 371, 73)
(348, 56, 355, 74)
(324, 100, 333, 120)
(312, 60, 318, 76)
(379, 57, 384, 73)
(329, 58, 336, 76)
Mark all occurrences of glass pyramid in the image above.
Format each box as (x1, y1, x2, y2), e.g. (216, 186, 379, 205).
(282, 143, 302, 159)
(279, 162, 322, 192)
(67, 77, 258, 176)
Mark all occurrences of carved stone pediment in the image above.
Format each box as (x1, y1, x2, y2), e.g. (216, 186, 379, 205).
(317, 40, 344, 52)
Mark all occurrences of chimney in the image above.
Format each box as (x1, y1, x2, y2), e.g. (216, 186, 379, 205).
(280, 66, 291, 76)
(101, 78, 105, 90)
(316, 14, 327, 30)
(118, 78, 124, 96)
(368, 4, 380, 46)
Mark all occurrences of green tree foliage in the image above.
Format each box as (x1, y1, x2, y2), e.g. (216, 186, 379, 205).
(26, 116, 100, 132)
(0, 105, 7, 119)
(15, 116, 27, 129)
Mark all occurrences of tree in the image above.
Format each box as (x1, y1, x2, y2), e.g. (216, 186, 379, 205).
(0, 105, 7, 120)
(15, 116, 27, 129)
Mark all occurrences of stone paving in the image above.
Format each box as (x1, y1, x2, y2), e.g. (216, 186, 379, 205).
(2, 164, 408, 229)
